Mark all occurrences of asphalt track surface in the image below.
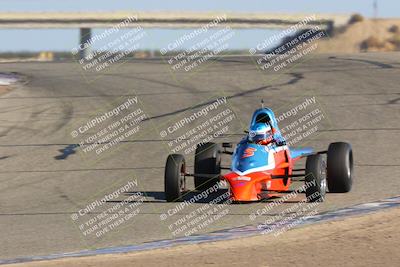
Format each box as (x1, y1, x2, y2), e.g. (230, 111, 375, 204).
(0, 53, 399, 260)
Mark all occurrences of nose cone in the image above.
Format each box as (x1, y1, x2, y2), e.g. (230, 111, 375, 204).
(224, 173, 260, 201)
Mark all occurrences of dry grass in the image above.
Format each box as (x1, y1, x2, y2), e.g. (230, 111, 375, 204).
(360, 36, 384, 51)
(348, 13, 364, 24)
(388, 25, 400, 33)
(388, 34, 400, 49)
(317, 19, 400, 53)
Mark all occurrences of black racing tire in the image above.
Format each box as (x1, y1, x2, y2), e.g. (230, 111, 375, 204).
(305, 154, 327, 202)
(164, 154, 186, 202)
(327, 142, 353, 193)
(194, 142, 221, 191)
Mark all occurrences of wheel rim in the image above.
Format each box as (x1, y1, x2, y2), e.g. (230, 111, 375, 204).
(179, 163, 186, 192)
(320, 160, 327, 195)
(347, 150, 353, 179)
(320, 175, 327, 194)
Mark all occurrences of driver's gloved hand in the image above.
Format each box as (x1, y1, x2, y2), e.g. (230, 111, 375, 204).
(276, 140, 286, 146)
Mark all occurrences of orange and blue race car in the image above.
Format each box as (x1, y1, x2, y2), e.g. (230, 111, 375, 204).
(164, 107, 353, 203)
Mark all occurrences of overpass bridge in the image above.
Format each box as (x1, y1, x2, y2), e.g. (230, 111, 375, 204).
(0, 12, 351, 58)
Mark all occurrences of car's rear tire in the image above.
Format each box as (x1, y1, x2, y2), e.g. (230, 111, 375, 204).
(327, 142, 353, 193)
(305, 154, 327, 202)
(165, 154, 186, 202)
(194, 142, 221, 191)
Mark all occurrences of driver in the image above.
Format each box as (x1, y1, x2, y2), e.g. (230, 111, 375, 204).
(249, 120, 286, 146)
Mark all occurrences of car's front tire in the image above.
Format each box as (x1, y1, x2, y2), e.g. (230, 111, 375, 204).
(165, 154, 186, 202)
(305, 154, 327, 202)
(194, 142, 221, 191)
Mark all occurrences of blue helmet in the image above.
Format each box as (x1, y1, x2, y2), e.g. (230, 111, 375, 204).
(249, 122, 272, 143)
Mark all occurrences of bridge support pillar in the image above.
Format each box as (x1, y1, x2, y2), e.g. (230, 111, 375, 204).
(79, 28, 92, 60)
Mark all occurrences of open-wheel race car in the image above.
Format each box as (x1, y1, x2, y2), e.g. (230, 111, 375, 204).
(164, 107, 353, 203)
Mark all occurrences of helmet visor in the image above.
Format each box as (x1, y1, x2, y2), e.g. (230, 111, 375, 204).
(249, 131, 272, 143)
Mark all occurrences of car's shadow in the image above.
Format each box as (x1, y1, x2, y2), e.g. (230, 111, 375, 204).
(106, 189, 309, 204)
(105, 189, 230, 204)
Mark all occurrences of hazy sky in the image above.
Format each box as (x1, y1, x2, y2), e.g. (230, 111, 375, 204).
(0, 0, 398, 52)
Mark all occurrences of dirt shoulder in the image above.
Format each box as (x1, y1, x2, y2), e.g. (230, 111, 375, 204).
(0, 85, 13, 96)
(6, 207, 400, 267)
